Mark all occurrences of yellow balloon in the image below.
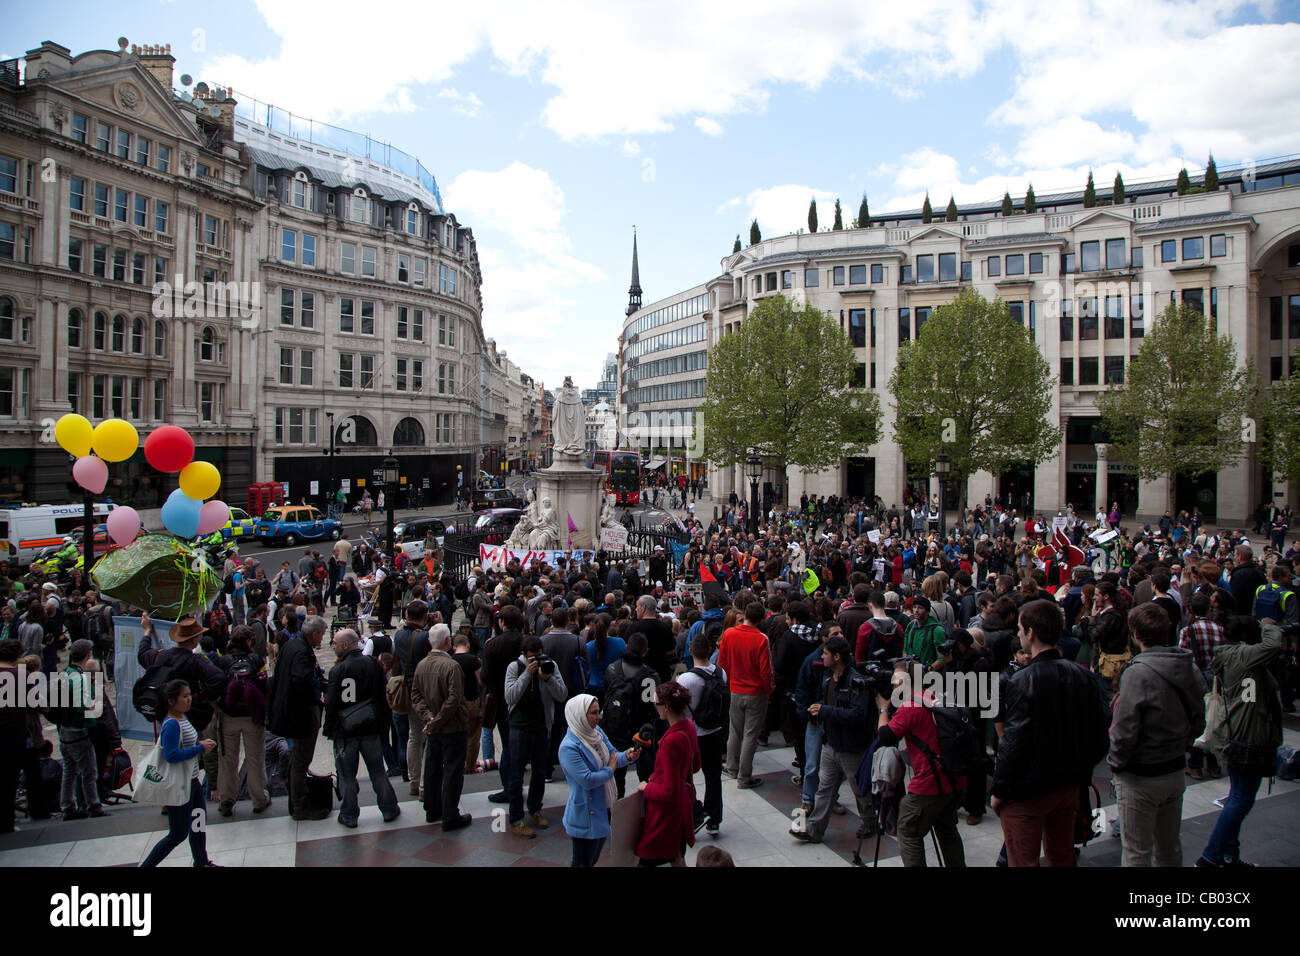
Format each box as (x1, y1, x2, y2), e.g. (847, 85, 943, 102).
(90, 418, 139, 463)
(179, 460, 221, 500)
(55, 414, 93, 458)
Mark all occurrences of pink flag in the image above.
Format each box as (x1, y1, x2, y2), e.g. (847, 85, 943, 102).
(567, 512, 579, 533)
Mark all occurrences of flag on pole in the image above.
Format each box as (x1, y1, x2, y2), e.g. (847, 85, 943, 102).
(700, 562, 726, 598)
(566, 511, 578, 550)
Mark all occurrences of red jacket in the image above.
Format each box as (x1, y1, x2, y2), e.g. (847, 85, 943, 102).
(635, 719, 700, 860)
(716, 623, 774, 695)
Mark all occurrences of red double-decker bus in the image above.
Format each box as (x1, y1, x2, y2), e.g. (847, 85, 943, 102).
(590, 450, 641, 505)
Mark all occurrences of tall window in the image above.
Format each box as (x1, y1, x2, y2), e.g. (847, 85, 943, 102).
(68, 239, 82, 272)
(1059, 298, 1073, 341)
(872, 263, 884, 283)
(1161, 240, 1176, 263)
(1105, 296, 1124, 339)
(1029, 252, 1044, 274)
(1105, 238, 1125, 270)
(114, 189, 129, 222)
(299, 350, 313, 386)
(915, 256, 934, 283)
(153, 380, 165, 419)
(281, 229, 296, 262)
(833, 266, 845, 286)
(135, 137, 150, 166)
(133, 194, 149, 227)
(1080, 240, 1100, 272)
(398, 254, 410, 283)
(72, 114, 88, 144)
(93, 311, 106, 350)
(92, 375, 107, 418)
(341, 242, 355, 274)
(361, 246, 376, 277)
(280, 289, 295, 326)
(131, 317, 144, 353)
(412, 309, 424, 341)
(396, 358, 407, 391)
(302, 233, 316, 267)
(96, 123, 111, 152)
(155, 201, 168, 233)
(1130, 293, 1144, 338)
(1079, 297, 1098, 340)
(987, 257, 1001, 278)
(339, 353, 354, 388)
(200, 327, 215, 362)
(1005, 254, 1025, 276)
(68, 309, 83, 348)
(413, 258, 425, 287)
(938, 253, 955, 282)
(157, 145, 171, 173)
(898, 308, 911, 343)
(112, 315, 126, 352)
(360, 355, 374, 390)
(154, 320, 166, 356)
(848, 309, 866, 348)
(279, 347, 294, 385)
(360, 300, 375, 335)
(116, 129, 131, 160)
(69, 177, 85, 211)
(397, 306, 408, 339)
(292, 176, 307, 208)
(340, 297, 354, 333)
(301, 292, 315, 329)
(93, 184, 108, 217)
(850, 264, 867, 284)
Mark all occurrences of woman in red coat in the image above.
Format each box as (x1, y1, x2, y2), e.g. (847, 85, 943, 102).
(635, 682, 701, 867)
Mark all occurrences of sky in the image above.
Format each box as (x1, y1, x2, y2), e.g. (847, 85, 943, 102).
(9, 0, 1300, 392)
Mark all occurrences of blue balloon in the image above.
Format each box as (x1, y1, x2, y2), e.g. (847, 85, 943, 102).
(161, 488, 203, 539)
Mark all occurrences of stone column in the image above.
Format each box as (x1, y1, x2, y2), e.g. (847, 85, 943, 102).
(1094, 443, 1109, 517)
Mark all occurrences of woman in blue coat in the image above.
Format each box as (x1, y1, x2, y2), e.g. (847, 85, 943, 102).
(559, 694, 640, 867)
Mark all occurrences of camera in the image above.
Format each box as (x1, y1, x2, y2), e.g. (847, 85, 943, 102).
(535, 654, 556, 675)
(859, 661, 895, 698)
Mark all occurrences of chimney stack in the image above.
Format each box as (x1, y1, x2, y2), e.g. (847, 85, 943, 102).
(132, 42, 175, 93)
(194, 82, 238, 137)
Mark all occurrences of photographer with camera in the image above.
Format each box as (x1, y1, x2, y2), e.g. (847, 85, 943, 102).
(503, 636, 566, 838)
(789, 636, 875, 845)
(874, 660, 968, 867)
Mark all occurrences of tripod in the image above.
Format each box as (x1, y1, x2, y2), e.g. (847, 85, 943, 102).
(851, 795, 945, 868)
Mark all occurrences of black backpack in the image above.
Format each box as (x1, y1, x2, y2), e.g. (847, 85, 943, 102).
(600, 661, 647, 745)
(910, 705, 982, 793)
(223, 655, 268, 724)
(455, 579, 470, 603)
(133, 655, 182, 723)
(689, 666, 729, 739)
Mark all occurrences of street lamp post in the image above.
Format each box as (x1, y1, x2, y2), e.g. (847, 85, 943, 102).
(324, 411, 337, 514)
(935, 452, 951, 539)
(746, 449, 763, 536)
(383, 451, 399, 556)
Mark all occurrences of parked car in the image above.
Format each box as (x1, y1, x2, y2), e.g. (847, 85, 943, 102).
(471, 488, 525, 512)
(254, 505, 342, 547)
(392, 517, 447, 560)
(473, 508, 523, 538)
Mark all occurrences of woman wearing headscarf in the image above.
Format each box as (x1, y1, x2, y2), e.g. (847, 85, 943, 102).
(558, 693, 639, 867)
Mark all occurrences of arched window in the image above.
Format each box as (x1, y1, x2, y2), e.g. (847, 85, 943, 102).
(352, 187, 368, 224)
(93, 311, 107, 350)
(292, 170, 310, 209)
(200, 326, 214, 362)
(393, 417, 424, 447)
(67, 308, 83, 349)
(131, 317, 144, 354)
(112, 314, 126, 352)
(336, 415, 377, 447)
(154, 320, 166, 357)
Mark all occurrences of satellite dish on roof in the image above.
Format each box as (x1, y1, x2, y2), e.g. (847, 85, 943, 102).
(180, 74, 192, 86)
(194, 81, 209, 97)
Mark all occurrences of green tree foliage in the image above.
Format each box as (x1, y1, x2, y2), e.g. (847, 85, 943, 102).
(1024, 183, 1036, 213)
(807, 198, 818, 234)
(749, 219, 761, 246)
(857, 192, 870, 229)
(887, 289, 1060, 512)
(1176, 168, 1191, 195)
(833, 199, 844, 230)
(1001, 191, 1013, 217)
(1257, 348, 1300, 481)
(733, 234, 741, 254)
(1113, 172, 1125, 205)
(1083, 170, 1096, 208)
(1204, 153, 1219, 191)
(700, 294, 881, 493)
(921, 192, 932, 224)
(1097, 303, 1253, 512)
(946, 196, 959, 222)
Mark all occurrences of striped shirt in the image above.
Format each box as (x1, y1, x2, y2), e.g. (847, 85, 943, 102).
(175, 717, 201, 779)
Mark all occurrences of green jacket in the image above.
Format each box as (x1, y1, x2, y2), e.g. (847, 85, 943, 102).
(62, 664, 98, 731)
(904, 619, 946, 667)
(1212, 621, 1283, 753)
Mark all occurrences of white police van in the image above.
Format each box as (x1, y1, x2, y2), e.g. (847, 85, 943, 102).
(1, 503, 116, 567)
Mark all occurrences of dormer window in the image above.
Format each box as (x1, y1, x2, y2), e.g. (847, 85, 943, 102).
(407, 204, 419, 235)
(292, 172, 309, 209)
(351, 187, 368, 224)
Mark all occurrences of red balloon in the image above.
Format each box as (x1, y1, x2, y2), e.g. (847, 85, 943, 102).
(144, 425, 195, 473)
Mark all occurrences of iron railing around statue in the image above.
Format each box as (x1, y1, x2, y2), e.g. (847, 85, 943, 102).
(441, 524, 689, 582)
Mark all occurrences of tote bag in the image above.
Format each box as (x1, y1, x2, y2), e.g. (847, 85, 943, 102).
(1193, 676, 1227, 764)
(131, 741, 194, 806)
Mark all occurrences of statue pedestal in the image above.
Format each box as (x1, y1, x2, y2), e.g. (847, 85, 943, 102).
(533, 455, 605, 551)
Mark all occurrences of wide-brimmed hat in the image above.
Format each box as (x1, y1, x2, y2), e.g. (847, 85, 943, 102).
(170, 617, 208, 642)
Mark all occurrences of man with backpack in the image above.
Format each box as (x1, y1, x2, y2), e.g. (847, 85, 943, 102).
(215, 625, 269, 817)
(874, 660, 969, 866)
(679, 632, 728, 835)
(790, 636, 874, 845)
(903, 596, 946, 666)
(856, 590, 902, 665)
(682, 591, 726, 667)
(601, 631, 660, 798)
(1252, 564, 1298, 626)
(993, 599, 1110, 867)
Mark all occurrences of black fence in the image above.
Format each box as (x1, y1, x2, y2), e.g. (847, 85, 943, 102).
(441, 524, 689, 582)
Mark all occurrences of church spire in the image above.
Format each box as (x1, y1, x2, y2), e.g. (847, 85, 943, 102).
(626, 228, 642, 317)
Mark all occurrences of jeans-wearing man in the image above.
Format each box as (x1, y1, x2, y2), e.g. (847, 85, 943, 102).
(323, 629, 400, 827)
(503, 636, 566, 838)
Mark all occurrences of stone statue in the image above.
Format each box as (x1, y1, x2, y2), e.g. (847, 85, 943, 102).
(552, 376, 585, 458)
(599, 494, 620, 533)
(527, 496, 561, 550)
(507, 487, 538, 548)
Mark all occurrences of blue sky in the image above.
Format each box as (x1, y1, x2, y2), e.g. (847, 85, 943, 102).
(9, 0, 1300, 391)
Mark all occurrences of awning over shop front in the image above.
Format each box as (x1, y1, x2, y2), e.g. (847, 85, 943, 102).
(644, 457, 666, 470)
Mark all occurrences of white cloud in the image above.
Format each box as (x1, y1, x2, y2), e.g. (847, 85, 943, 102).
(199, 0, 1298, 161)
(437, 87, 483, 118)
(694, 117, 723, 137)
(723, 184, 839, 236)
(442, 162, 606, 388)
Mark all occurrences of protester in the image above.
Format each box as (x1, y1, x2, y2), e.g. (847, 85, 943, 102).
(635, 682, 700, 867)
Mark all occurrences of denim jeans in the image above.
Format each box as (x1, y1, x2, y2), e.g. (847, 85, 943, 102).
(332, 734, 400, 824)
(59, 732, 99, 812)
(140, 778, 208, 867)
(391, 712, 410, 773)
(480, 723, 496, 762)
(507, 724, 549, 824)
(802, 722, 824, 805)
(571, 836, 606, 867)
(1200, 769, 1263, 865)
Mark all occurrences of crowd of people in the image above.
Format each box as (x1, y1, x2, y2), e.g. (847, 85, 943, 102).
(1, 488, 1295, 869)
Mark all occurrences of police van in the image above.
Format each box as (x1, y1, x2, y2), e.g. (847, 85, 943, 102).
(1, 503, 117, 567)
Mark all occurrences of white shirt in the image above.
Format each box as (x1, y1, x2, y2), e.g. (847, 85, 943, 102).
(678, 663, 727, 737)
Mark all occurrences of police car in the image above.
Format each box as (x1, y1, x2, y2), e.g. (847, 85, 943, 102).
(254, 505, 342, 547)
(2, 503, 116, 566)
(221, 507, 258, 540)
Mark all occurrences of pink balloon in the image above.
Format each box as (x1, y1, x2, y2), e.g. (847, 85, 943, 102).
(197, 500, 230, 536)
(72, 455, 108, 494)
(106, 506, 141, 547)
